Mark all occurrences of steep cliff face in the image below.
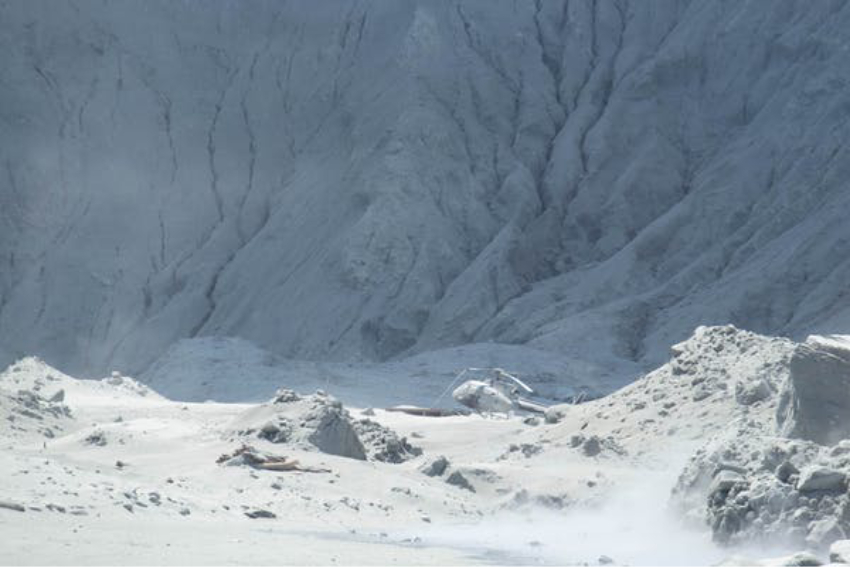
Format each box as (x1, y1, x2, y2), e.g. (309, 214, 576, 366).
(1, 0, 849, 378)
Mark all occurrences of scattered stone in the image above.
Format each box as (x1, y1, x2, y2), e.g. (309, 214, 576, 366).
(353, 419, 421, 463)
(420, 456, 449, 477)
(0, 500, 25, 512)
(523, 416, 540, 426)
(503, 443, 542, 459)
(582, 436, 602, 457)
(796, 467, 845, 492)
(258, 420, 292, 444)
(48, 389, 65, 403)
(446, 471, 475, 492)
(271, 389, 300, 404)
(776, 461, 799, 484)
(806, 517, 845, 549)
(710, 470, 747, 495)
(245, 509, 276, 519)
(736, 379, 772, 406)
(693, 385, 714, 402)
(84, 431, 107, 446)
(179, 508, 191, 516)
(361, 408, 375, 416)
(598, 555, 614, 565)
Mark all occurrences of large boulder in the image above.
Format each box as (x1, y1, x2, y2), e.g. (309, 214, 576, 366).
(230, 389, 418, 462)
(303, 400, 367, 460)
(777, 336, 850, 445)
(796, 466, 846, 492)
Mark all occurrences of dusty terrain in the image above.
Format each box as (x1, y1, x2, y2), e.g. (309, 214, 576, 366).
(6, 326, 850, 565)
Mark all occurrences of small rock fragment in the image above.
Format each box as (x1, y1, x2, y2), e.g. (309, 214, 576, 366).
(245, 509, 276, 519)
(775, 461, 799, 484)
(446, 471, 475, 492)
(0, 501, 25, 512)
(735, 379, 772, 406)
(582, 436, 602, 457)
(420, 456, 449, 477)
(84, 431, 107, 447)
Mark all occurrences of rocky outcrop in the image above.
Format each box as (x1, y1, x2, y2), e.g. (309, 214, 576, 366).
(230, 389, 419, 463)
(777, 336, 850, 446)
(671, 333, 850, 552)
(674, 430, 850, 550)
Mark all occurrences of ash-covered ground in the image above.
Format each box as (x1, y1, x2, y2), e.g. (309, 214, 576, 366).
(3, 326, 850, 565)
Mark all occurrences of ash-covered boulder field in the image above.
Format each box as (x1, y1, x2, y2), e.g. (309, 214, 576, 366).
(2, 0, 850, 388)
(4, 325, 850, 564)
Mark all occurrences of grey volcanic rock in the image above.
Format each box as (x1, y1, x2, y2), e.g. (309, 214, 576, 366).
(796, 467, 846, 493)
(352, 419, 422, 463)
(304, 401, 367, 461)
(2, 1, 850, 382)
(777, 336, 850, 445)
(446, 471, 475, 493)
(420, 456, 449, 477)
(674, 428, 850, 549)
(231, 390, 420, 462)
(232, 391, 367, 460)
(670, 331, 850, 551)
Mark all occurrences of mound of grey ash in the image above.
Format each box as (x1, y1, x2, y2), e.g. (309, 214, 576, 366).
(673, 334, 850, 551)
(229, 389, 420, 463)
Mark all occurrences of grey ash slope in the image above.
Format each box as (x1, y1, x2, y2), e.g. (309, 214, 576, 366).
(1, 0, 850, 378)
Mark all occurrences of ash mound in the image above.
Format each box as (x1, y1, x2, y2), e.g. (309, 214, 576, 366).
(673, 333, 850, 552)
(0, 388, 72, 441)
(0, 358, 76, 441)
(229, 389, 421, 463)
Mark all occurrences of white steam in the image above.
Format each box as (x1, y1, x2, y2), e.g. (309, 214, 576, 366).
(395, 465, 727, 565)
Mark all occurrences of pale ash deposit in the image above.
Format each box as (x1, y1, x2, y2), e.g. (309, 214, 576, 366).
(4, 326, 850, 565)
